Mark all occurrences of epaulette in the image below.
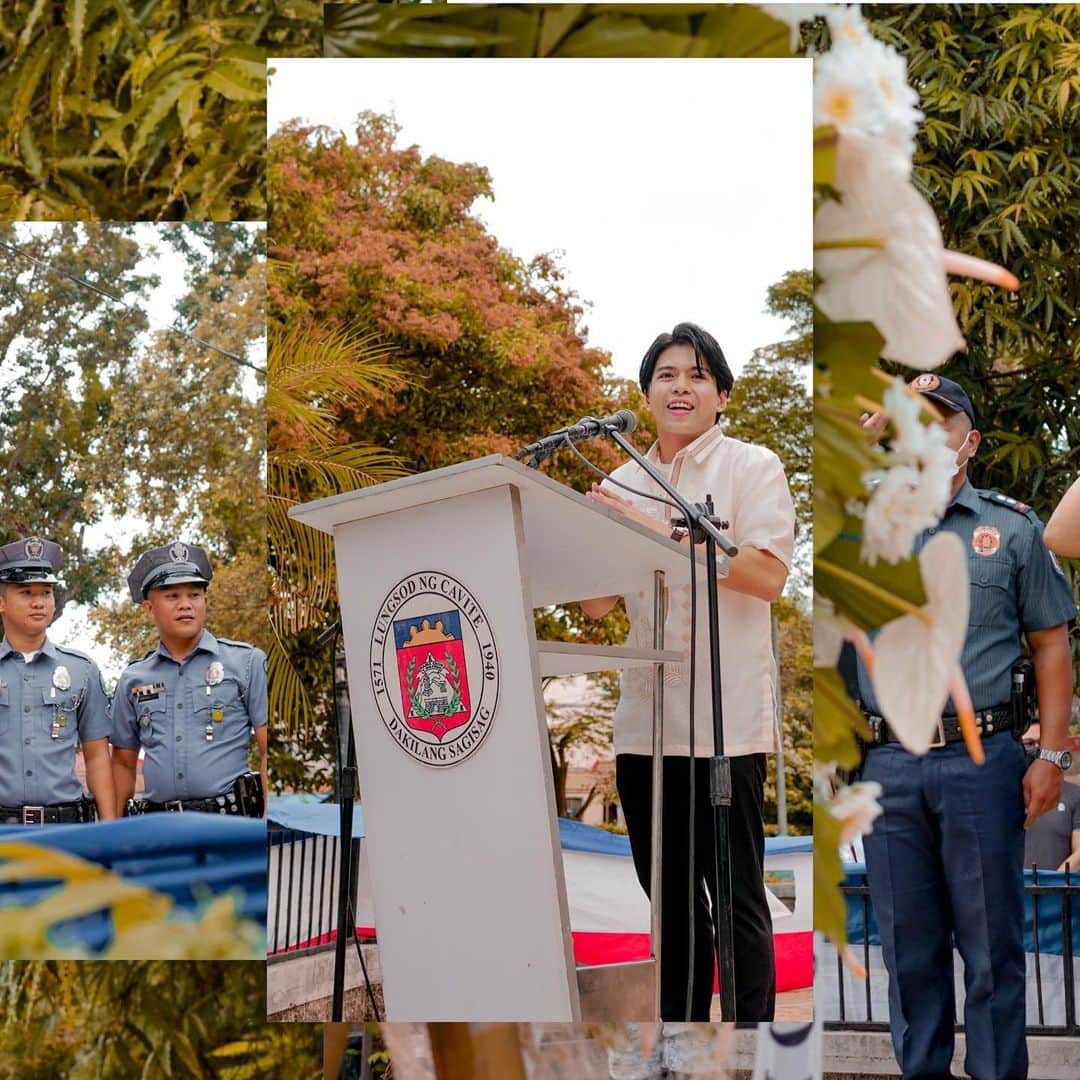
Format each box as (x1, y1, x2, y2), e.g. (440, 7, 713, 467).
(985, 491, 1036, 516)
(53, 643, 92, 663)
(127, 647, 156, 664)
(216, 637, 255, 650)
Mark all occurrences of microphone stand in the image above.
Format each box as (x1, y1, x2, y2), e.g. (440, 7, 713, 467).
(315, 621, 359, 1023)
(604, 427, 740, 1021)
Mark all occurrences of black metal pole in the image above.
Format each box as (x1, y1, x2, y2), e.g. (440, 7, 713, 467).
(332, 720, 357, 1022)
(603, 429, 739, 1018)
(330, 629, 356, 1023)
(702, 495, 737, 1020)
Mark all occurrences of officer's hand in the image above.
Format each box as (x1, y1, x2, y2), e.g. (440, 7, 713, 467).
(859, 411, 889, 433)
(1023, 759, 1064, 829)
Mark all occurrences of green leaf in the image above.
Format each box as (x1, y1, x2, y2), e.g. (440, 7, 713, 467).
(815, 319, 887, 401)
(126, 74, 189, 164)
(538, 4, 585, 56)
(816, 531, 927, 630)
(813, 667, 867, 767)
(813, 804, 848, 943)
(814, 125, 838, 187)
(7, 28, 59, 143)
(65, 0, 87, 61)
(204, 61, 266, 103)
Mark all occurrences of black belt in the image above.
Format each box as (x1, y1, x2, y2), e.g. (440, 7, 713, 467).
(863, 704, 1014, 747)
(133, 792, 250, 816)
(0, 799, 92, 825)
(130, 773, 262, 818)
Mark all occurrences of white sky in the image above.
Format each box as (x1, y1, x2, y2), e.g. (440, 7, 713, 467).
(267, 58, 812, 383)
(4, 223, 263, 679)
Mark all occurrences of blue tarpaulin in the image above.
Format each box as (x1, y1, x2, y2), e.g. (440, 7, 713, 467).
(268, 794, 813, 858)
(0, 815, 266, 954)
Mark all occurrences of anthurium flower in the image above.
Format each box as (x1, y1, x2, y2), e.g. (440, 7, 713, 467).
(870, 532, 980, 758)
(816, 135, 967, 370)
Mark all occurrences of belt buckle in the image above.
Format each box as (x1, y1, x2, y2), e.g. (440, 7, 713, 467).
(164, 800, 184, 813)
(928, 718, 946, 750)
(21, 806, 45, 825)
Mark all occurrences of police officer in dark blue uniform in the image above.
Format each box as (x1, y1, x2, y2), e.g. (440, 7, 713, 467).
(110, 542, 267, 817)
(0, 536, 116, 824)
(856, 376, 1076, 1079)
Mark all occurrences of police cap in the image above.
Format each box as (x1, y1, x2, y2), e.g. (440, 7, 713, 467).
(128, 542, 213, 603)
(908, 373, 976, 428)
(0, 536, 63, 585)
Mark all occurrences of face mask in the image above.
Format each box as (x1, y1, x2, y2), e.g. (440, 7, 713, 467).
(951, 432, 972, 477)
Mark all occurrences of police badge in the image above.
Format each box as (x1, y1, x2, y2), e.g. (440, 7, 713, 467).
(206, 661, 224, 686)
(53, 666, 71, 691)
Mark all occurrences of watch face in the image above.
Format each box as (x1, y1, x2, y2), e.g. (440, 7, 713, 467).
(1061, 750, 1073, 771)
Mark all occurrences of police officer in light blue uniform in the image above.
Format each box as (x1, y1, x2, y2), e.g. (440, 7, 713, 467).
(0, 536, 116, 824)
(855, 375, 1076, 1079)
(110, 542, 267, 817)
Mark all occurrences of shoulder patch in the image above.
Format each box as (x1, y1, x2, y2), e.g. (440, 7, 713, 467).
(986, 491, 1036, 517)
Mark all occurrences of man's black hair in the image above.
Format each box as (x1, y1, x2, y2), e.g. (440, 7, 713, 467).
(639, 322, 734, 397)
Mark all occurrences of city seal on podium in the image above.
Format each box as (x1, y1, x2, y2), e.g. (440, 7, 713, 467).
(370, 572, 500, 767)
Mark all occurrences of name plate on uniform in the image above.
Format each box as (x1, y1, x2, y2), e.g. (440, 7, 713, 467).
(132, 682, 166, 702)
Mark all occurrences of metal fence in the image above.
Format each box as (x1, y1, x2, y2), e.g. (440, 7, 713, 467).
(827, 871, 1080, 1037)
(267, 824, 362, 957)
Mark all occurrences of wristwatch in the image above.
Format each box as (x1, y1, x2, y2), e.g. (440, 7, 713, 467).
(1036, 747, 1073, 771)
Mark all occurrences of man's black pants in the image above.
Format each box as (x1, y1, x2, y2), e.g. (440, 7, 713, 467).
(616, 752, 775, 1021)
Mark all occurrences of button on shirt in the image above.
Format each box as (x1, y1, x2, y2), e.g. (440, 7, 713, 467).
(111, 631, 268, 802)
(0, 637, 111, 806)
(601, 426, 796, 757)
(858, 481, 1077, 714)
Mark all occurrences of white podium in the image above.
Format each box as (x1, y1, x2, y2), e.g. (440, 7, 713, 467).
(290, 455, 721, 1021)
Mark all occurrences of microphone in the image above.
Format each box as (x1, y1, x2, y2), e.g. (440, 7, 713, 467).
(516, 409, 638, 462)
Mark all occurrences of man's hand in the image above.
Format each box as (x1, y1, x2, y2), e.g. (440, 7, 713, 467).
(585, 483, 667, 536)
(860, 411, 889, 433)
(1024, 758, 1064, 829)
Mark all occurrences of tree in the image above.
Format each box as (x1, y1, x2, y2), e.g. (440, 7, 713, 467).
(0, 961, 322, 1078)
(267, 112, 635, 786)
(765, 598, 813, 834)
(0, 223, 266, 664)
(323, 3, 794, 60)
(809, 6, 1080, 526)
(0, 1, 321, 220)
(725, 268, 813, 593)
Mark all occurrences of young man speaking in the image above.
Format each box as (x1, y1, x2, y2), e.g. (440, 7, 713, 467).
(580, 323, 795, 1020)
(111, 542, 267, 818)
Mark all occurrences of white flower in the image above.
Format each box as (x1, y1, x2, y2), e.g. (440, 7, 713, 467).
(824, 4, 872, 50)
(870, 532, 978, 757)
(758, 4, 832, 51)
(814, 41, 887, 136)
(816, 134, 966, 370)
(860, 464, 945, 566)
(813, 596, 851, 667)
(828, 780, 884, 844)
(52, 666, 71, 691)
(881, 377, 930, 458)
(871, 40, 923, 149)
